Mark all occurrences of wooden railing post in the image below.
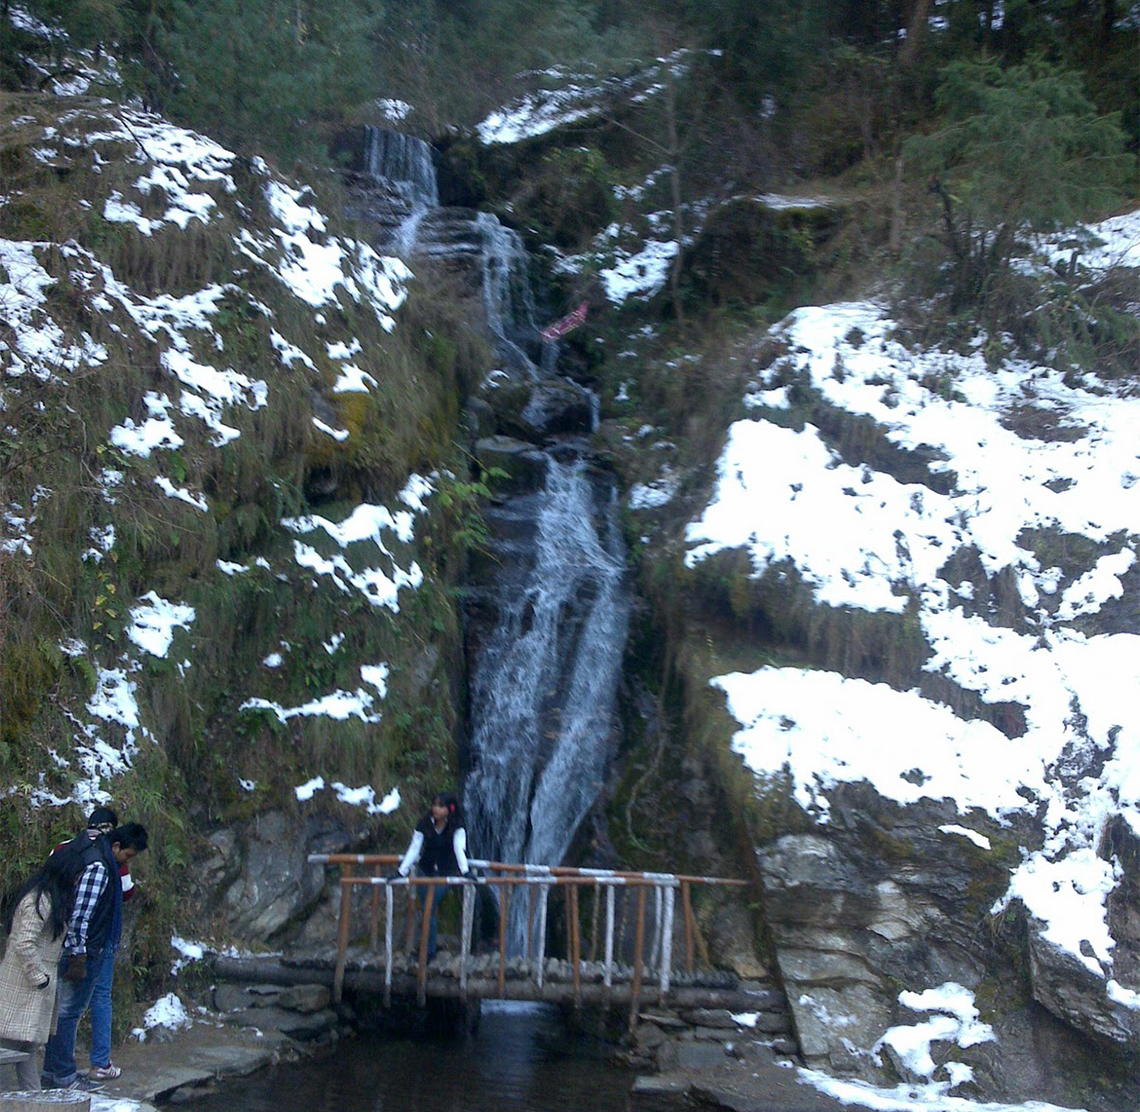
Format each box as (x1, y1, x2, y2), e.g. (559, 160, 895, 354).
(498, 881, 511, 999)
(369, 862, 382, 950)
(333, 862, 355, 1003)
(404, 883, 415, 953)
(527, 884, 536, 958)
(383, 882, 394, 1007)
(417, 882, 435, 1006)
(569, 883, 581, 1005)
(681, 880, 695, 973)
(630, 884, 647, 1030)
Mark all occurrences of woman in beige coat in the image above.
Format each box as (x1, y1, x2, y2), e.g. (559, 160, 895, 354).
(0, 850, 75, 1091)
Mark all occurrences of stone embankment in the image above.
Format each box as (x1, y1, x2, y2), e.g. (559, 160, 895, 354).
(23, 981, 342, 1109)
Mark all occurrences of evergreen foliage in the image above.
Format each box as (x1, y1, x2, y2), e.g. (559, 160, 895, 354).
(905, 57, 1130, 315)
(162, 0, 384, 160)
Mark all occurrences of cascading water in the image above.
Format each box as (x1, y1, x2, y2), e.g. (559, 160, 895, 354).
(356, 129, 631, 950)
(359, 127, 439, 255)
(464, 459, 629, 919)
(475, 212, 553, 377)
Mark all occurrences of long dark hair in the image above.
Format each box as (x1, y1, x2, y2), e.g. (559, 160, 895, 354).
(432, 792, 463, 826)
(4, 850, 76, 941)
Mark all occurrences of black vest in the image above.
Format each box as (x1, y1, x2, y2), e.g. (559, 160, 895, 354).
(416, 817, 462, 876)
(57, 832, 121, 954)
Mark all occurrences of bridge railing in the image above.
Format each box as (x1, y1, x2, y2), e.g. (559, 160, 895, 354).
(308, 854, 747, 1028)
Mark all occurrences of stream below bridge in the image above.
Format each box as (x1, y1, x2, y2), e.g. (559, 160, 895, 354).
(169, 1001, 635, 1112)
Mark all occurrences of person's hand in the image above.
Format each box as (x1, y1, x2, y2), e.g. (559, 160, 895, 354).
(63, 954, 87, 983)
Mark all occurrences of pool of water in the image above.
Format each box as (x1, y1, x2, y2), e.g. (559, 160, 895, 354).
(177, 1001, 635, 1112)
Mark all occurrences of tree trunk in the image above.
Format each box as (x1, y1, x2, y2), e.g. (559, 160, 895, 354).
(899, 0, 932, 68)
(1103, 0, 1117, 46)
(663, 57, 686, 329)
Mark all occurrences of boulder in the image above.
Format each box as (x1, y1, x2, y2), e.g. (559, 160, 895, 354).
(474, 435, 548, 492)
(518, 380, 594, 437)
(1026, 922, 1140, 1046)
(192, 812, 355, 944)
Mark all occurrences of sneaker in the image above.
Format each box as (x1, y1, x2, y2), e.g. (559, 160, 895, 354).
(64, 1076, 105, 1092)
(88, 1063, 122, 1080)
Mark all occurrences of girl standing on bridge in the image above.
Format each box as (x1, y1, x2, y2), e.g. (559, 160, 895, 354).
(396, 793, 471, 960)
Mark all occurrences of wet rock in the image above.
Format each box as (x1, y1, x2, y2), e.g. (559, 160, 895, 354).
(675, 1042, 730, 1069)
(278, 984, 333, 1014)
(634, 1023, 669, 1050)
(630, 1073, 690, 1109)
(750, 1011, 792, 1034)
(464, 397, 496, 439)
(213, 983, 282, 1012)
(473, 435, 548, 491)
(192, 812, 355, 944)
(518, 379, 594, 437)
(639, 1011, 688, 1029)
(221, 1004, 338, 1040)
(679, 1009, 737, 1029)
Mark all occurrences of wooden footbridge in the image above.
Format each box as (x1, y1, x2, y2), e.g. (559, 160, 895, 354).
(304, 854, 760, 1028)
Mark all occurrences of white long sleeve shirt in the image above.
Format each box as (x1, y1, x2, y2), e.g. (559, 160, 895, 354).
(397, 825, 469, 877)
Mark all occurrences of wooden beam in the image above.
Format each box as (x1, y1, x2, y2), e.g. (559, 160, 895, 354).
(333, 862, 354, 1003)
(630, 885, 647, 1031)
(417, 884, 435, 1006)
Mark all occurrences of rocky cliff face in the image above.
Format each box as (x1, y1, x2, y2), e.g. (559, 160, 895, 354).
(631, 302, 1140, 1109)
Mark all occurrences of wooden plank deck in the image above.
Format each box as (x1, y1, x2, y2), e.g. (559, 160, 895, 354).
(212, 951, 775, 1013)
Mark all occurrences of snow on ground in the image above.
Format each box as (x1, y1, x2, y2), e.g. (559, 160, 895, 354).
(281, 478, 433, 612)
(601, 238, 677, 303)
(797, 1066, 1089, 1112)
(477, 53, 694, 146)
(688, 214, 1140, 1022)
(242, 662, 390, 726)
(126, 592, 195, 658)
(477, 72, 608, 145)
(1035, 209, 1140, 274)
(131, 992, 191, 1040)
(874, 984, 993, 1088)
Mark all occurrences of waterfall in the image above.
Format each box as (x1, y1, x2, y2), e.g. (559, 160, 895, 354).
(360, 127, 439, 255)
(465, 459, 630, 948)
(476, 212, 542, 377)
(353, 128, 632, 952)
(362, 127, 438, 208)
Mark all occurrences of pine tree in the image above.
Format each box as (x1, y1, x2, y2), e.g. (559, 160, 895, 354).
(905, 57, 1130, 311)
(163, 0, 385, 159)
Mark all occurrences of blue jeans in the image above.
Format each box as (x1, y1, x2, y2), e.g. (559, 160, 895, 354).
(41, 950, 102, 1086)
(417, 884, 451, 960)
(89, 944, 117, 1068)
